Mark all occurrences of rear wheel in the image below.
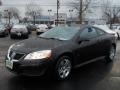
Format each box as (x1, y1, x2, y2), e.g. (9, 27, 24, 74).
(55, 56, 72, 80)
(106, 45, 116, 62)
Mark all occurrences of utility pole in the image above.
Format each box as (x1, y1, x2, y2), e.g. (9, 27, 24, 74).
(48, 9, 52, 25)
(79, 0, 83, 24)
(8, 12, 11, 25)
(0, 0, 2, 22)
(57, 0, 60, 26)
(4, 10, 8, 24)
(33, 11, 36, 25)
(69, 9, 73, 25)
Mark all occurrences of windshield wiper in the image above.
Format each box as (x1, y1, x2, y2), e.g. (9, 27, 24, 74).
(39, 36, 63, 41)
(48, 37, 63, 41)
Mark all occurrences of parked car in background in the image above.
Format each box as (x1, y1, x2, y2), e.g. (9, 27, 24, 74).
(36, 24, 48, 35)
(6, 26, 116, 80)
(47, 24, 53, 29)
(51, 24, 56, 28)
(27, 24, 37, 34)
(94, 25, 118, 39)
(112, 26, 120, 39)
(10, 24, 29, 39)
(0, 24, 9, 36)
(4, 23, 13, 33)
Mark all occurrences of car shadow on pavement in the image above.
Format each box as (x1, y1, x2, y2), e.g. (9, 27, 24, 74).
(0, 35, 7, 38)
(7, 59, 113, 90)
(10, 36, 28, 40)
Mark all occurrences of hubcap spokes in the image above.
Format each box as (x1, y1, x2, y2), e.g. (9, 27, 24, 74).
(58, 59, 71, 79)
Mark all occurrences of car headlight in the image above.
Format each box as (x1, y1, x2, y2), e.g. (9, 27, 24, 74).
(24, 50, 52, 60)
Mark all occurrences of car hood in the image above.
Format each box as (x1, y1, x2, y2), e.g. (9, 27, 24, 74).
(12, 37, 65, 53)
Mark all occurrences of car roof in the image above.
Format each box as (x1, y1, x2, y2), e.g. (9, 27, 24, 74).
(93, 25, 116, 34)
(13, 24, 26, 28)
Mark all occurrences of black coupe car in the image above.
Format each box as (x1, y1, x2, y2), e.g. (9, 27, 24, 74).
(5, 26, 116, 80)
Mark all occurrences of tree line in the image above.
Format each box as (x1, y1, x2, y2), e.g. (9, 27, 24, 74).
(0, 0, 120, 27)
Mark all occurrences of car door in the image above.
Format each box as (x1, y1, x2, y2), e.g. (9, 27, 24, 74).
(92, 27, 111, 57)
(75, 27, 100, 64)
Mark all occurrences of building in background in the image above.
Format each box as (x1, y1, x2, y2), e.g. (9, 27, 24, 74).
(0, 12, 107, 26)
(54, 13, 67, 25)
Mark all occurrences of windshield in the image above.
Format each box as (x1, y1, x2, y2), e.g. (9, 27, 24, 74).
(0, 25, 4, 30)
(13, 25, 26, 29)
(39, 27, 79, 41)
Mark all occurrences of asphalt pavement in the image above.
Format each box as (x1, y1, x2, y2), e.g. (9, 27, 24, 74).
(0, 33, 120, 90)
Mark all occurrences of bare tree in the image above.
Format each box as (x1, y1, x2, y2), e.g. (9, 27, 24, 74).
(3, 7, 20, 24)
(25, 3, 42, 25)
(4, 7, 20, 19)
(102, 0, 120, 28)
(70, 0, 92, 24)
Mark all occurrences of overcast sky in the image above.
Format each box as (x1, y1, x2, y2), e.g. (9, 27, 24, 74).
(1, 0, 120, 18)
(1, 0, 72, 17)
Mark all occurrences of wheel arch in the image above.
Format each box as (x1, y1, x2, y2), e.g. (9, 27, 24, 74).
(55, 52, 74, 66)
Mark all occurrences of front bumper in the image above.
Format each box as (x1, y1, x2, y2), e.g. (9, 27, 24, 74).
(5, 57, 52, 76)
(10, 32, 28, 37)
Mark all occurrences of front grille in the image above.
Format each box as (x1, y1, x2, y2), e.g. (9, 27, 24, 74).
(13, 53, 25, 60)
(9, 51, 25, 60)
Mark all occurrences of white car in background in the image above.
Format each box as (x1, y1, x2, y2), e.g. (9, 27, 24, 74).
(93, 25, 118, 39)
(51, 24, 56, 28)
(36, 24, 48, 35)
(112, 26, 120, 39)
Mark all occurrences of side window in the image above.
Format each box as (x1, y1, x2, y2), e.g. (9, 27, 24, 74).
(92, 27, 106, 36)
(80, 27, 98, 39)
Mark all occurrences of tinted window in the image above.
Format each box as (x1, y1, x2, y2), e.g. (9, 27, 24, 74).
(80, 27, 97, 39)
(92, 27, 106, 36)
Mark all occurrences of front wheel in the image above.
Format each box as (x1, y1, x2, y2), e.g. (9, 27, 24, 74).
(55, 56, 72, 80)
(106, 45, 116, 62)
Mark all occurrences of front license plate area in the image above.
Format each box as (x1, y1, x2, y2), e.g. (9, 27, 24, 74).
(6, 60, 13, 69)
(17, 33, 21, 36)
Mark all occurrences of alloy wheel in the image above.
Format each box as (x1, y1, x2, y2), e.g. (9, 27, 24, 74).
(57, 58, 72, 79)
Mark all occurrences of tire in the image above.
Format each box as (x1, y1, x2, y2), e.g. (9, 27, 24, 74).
(106, 45, 116, 62)
(55, 56, 72, 80)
